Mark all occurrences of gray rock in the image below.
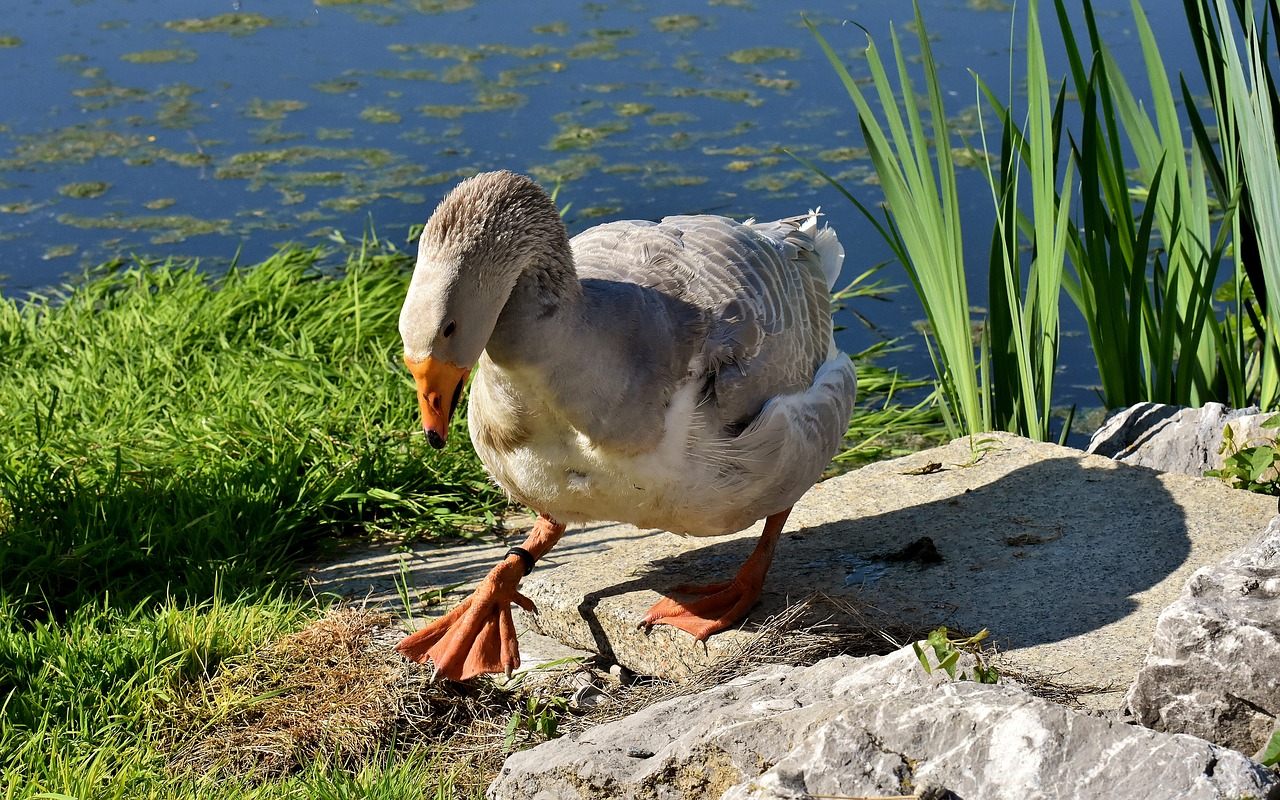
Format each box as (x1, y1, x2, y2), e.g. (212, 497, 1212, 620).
(1127, 514, 1280, 755)
(489, 646, 1279, 800)
(1087, 402, 1277, 479)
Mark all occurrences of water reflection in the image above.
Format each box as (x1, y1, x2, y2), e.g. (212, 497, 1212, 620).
(0, 0, 1194, 402)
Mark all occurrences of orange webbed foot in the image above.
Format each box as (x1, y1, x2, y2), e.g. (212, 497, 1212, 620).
(638, 507, 792, 643)
(396, 513, 565, 682)
(639, 576, 763, 641)
(395, 565, 534, 681)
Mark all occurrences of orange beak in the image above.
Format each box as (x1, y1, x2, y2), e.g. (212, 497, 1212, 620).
(405, 355, 472, 449)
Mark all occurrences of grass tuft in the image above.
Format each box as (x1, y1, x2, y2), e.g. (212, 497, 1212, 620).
(0, 243, 506, 797)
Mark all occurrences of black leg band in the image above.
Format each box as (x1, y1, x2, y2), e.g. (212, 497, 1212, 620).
(506, 546, 537, 576)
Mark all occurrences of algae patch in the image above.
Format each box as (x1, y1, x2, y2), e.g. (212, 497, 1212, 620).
(726, 47, 800, 64)
(121, 49, 197, 65)
(651, 15, 705, 33)
(58, 182, 111, 199)
(42, 244, 78, 260)
(243, 99, 309, 120)
(164, 13, 274, 34)
(359, 106, 402, 124)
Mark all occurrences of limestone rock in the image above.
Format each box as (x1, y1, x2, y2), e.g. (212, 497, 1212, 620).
(1127, 515, 1280, 755)
(1087, 402, 1278, 479)
(488, 647, 1279, 800)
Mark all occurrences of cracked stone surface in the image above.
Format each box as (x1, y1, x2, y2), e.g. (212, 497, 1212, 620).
(1127, 514, 1280, 756)
(488, 646, 1280, 800)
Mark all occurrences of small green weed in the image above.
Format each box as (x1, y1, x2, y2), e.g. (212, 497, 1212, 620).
(912, 627, 1000, 684)
(504, 694, 569, 750)
(1206, 415, 1280, 494)
(1260, 725, 1280, 768)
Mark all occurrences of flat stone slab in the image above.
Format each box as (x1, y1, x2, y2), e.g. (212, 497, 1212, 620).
(516, 432, 1277, 702)
(310, 432, 1276, 708)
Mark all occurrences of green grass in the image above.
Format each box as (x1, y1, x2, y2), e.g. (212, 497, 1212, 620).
(0, 237, 944, 797)
(0, 242, 505, 797)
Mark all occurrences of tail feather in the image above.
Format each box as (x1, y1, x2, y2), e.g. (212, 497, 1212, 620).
(797, 209, 844, 290)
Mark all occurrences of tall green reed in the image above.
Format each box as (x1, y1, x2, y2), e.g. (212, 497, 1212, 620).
(811, 0, 1280, 437)
(1182, 0, 1280, 408)
(1056, 0, 1237, 410)
(806, 1, 1074, 440)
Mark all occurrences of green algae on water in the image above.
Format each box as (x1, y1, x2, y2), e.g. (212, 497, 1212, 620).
(243, 99, 308, 120)
(164, 14, 274, 34)
(406, 0, 475, 12)
(703, 144, 764, 157)
(277, 172, 348, 188)
(613, 102, 654, 117)
(475, 91, 526, 111)
(57, 212, 232, 242)
(0, 36, 22, 48)
(251, 123, 306, 145)
(527, 153, 604, 185)
(121, 49, 197, 65)
(548, 121, 628, 151)
(313, 78, 361, 94)
(645, 111, 696, 126)
(8, 126, 139, 166)
(818, 147, 869, 162)
(59, 182, 111, 199)
(223, 146, 397, 169)
(360, 106, 402, 124)
(647, 174, 707, 188)
(42, 244, 77, 260)
(578, 204, 622, 218)
(651, 15, 704, 33)
(750, 75, 797, 92)
(418, 105, 469, 119)
(726, 47, 799, 64)
(372, 69, 437, 81)
(389, 42, 483, 61)
(441, 62, 482, 84)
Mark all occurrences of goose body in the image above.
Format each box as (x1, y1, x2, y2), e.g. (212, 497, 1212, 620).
(395, 171, 857, 680)
(466, 214, 856, 536)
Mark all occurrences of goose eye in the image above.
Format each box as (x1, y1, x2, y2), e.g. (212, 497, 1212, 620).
(442, 320, 457, 339)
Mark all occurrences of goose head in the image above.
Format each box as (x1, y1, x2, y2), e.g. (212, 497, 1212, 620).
(398, 170, 573, 448)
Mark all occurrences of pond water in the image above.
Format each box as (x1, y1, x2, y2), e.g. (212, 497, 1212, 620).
(0, 0, 1197, 414)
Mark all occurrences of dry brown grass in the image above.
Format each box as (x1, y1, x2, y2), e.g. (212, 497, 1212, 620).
(161, 606, 530, 784)
(158, 593, 1106, 790)
(569, 592, 928, 731)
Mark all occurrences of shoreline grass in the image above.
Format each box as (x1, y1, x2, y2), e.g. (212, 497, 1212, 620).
(0, 238, 944, 797)
(0, 243, 508, 797)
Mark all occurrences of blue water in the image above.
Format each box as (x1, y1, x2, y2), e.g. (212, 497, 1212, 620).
(0, 1, 1197, 411)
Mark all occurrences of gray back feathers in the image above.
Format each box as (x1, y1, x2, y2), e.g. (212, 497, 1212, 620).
(571, 214, 840, 432)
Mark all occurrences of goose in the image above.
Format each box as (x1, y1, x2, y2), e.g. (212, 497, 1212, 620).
(394, 170, 857, 681)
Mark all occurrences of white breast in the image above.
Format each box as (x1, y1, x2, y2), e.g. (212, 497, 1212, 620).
(469, 364, 756, 536)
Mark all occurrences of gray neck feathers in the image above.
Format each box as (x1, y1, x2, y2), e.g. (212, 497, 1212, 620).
(423, 171, 581, 365)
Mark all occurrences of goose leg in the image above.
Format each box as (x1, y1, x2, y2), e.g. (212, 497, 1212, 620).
(640, 508, 790, 641)
(396, 513, 565, 681)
